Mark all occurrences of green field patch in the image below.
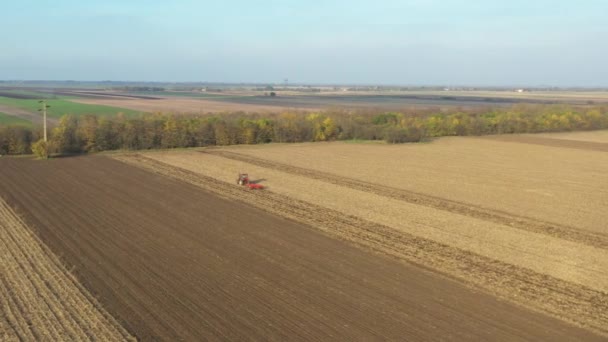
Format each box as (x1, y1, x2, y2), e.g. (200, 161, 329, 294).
(343, 139, 387, 144)
(0, 97, 142, 118)
(0, 112, 32, 126)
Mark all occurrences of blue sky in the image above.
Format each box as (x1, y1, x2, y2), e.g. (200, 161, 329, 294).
(1, 0, 606, 86)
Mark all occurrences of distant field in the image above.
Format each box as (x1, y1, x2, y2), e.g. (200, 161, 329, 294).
(125, 90, 248, 99)
(71, 93, 540, 113)
(0, 89, 55, 99)
(70, 97, 318, 113)
(0, 96, 142, 120)
(210, 91, 592, 108)
(402, 90, 608, 104)
(68, 90, 608, 113)
(0, 112, 32, 126)
(206, 90, 608, 109)
(3, 86, 608, 114)
(66, 92, 531, 114)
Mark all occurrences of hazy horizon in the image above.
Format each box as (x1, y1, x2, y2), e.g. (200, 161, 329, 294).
(2, 0, 607, 87)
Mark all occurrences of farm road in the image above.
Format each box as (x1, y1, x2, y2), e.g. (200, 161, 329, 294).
(482, 135, 608, 152)
(0, 157, 603, 341)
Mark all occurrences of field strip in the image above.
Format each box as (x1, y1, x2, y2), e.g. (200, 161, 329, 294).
(114, 154, 608, 336)
(480, 135, 608, 152)
(205, 150, 608, 249)
(0, 104, 59, 125)
(0, 197, 135, 341)
(70, 96, 318, 113)
(535, 130, 608, 143)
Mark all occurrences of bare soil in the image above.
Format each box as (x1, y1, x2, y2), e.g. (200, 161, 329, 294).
(0, 104, 58, 125)
(535, 130, 608, 143)
(482, 134, 608, 152)
(0, 156, 603, 341)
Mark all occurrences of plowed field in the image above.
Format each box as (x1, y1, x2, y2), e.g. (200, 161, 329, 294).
(1, 156, 604, 341)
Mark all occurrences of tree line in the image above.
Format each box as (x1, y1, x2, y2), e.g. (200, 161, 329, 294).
(1, 104, 607, 157)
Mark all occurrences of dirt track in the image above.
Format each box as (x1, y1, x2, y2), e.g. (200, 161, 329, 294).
(483, 135, 608, 152)
(0, 157, 603, 341)
(535, 130, 608, 143)
(0, 104, 58, 125)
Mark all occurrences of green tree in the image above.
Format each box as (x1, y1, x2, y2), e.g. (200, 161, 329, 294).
(195, 120, 215, 146)
(0, 126, 32, 154)
(96, 117, 119, 150)
(162, 116, 181, 148)
(256, 119, 274, 143)
(52, 115, 81, 153)
(77, 115, 99, 152)
(31, 139, 49, 159)
(214, 121, 231, 145)
(322, 117, 338, 140)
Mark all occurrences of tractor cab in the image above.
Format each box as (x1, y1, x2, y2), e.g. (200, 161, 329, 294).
(237, 173, 249, 185)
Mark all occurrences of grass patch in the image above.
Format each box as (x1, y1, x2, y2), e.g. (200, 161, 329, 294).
(343, 139, 387, 144)
(0, 112, 32, 126)
(0, 97, 142, 118)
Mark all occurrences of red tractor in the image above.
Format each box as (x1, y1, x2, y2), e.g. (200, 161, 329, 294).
(237, 173, 264, 189)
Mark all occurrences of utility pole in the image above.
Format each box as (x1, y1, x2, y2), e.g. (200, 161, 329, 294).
(38, 100, 50, 142)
